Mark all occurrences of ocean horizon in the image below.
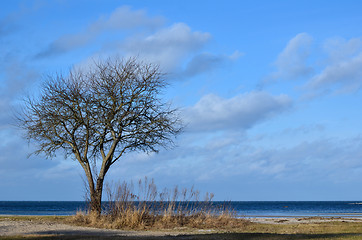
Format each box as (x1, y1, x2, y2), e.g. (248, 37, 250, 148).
(1, 201, 362, 218)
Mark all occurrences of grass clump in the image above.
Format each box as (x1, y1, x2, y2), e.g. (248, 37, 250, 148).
(70, 177, 249, 230)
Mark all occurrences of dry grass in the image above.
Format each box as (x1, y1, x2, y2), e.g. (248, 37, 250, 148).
(70, 177, 248, 230)
(70, 210, 250, 230)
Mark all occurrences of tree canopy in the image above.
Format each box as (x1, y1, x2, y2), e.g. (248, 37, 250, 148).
(18, 57, 183, 213)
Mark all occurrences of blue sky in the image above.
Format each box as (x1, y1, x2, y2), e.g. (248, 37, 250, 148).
(2, 0, 362, 201)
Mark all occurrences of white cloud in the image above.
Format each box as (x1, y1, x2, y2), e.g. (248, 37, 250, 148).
(305, 37, 362, 95)
(146, 135, 362, 183)
(74, 22, 220, 77)
(267, 33, 313, 82)
(119, 23, 211, 71)
(182, 51, 243, 78)
(323, 37, 362, 63)
(36, 6, 164, 57)
(90, 6, 164, 32)
(183, 91, 292, 132)
(36, 6, 239, 78)
(264, 35, 362, 97)
(306, 53, 362, 94)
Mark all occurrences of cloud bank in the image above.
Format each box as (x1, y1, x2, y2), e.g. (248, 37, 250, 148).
(305, 37, 362, 95)
(34, 4, 242, 79)
(266, 33, 313, 83)
(183, 91, 292, 132)
(36, 6, 165, 58)
(119, 23, 211, 71)
(182, 51, 242, 78)
(267, 33, 362, 97)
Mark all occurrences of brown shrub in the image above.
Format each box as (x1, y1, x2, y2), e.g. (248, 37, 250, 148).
(70, 177, 249, 230)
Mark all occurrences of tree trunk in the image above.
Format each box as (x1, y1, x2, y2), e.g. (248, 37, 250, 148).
(89, 178, 104, 216)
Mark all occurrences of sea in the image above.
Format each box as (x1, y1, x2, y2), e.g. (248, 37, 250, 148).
(1, 201, 362, 218)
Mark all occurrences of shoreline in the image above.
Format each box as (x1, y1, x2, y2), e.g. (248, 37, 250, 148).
(248, 216, 362, 224)
(242, 214, 362, 218)
(1, 216, 362, 237)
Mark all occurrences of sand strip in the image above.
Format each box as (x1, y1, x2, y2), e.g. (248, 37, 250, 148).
(0, 219, 179, 237)
(1, 217, 362, 236)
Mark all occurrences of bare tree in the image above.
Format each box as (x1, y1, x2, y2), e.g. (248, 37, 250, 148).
(17, 57, 183, 214)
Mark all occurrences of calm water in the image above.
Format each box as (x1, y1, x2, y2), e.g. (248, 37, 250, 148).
(1, 201, 362, 217)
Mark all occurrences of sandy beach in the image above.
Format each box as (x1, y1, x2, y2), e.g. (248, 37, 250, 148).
(0, 217, 182, 237)
(248, 216, 362, 224)
(2, 217, 362, 237)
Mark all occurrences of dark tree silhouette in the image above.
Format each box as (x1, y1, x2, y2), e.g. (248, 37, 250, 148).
(17, 57, 182, 214)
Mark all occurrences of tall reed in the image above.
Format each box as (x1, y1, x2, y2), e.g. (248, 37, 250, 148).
(72, 177, 247, 230)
